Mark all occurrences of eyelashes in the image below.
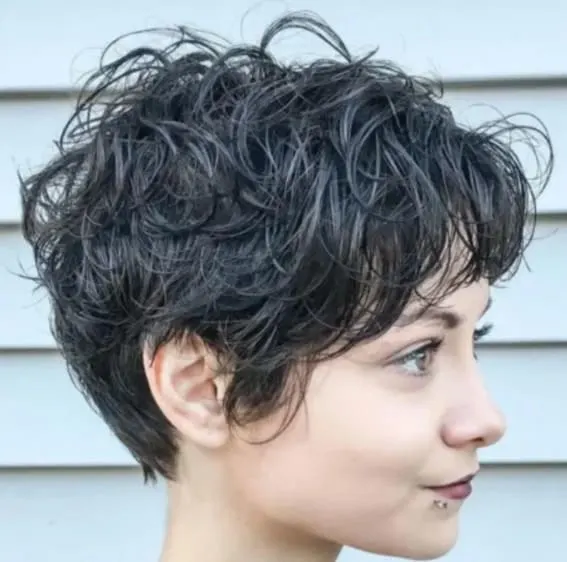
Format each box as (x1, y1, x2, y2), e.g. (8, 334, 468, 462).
(392, 322, 494, 377)
(472, 322, 493, 360)
(473, 322, 493, 342)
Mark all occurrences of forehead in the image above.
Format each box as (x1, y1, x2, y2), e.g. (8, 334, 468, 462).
(399, 277, 491, 329)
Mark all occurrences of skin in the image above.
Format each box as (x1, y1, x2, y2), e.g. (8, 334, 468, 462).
(144, 277, 505, 562)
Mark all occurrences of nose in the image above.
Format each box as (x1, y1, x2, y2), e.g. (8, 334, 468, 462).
(441, 369, 506, 449)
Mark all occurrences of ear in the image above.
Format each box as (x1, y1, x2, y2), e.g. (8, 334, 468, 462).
(143, 336, 230, 450)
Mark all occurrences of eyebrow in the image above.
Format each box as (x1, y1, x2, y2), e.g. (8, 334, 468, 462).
(396, 297, 492, 329)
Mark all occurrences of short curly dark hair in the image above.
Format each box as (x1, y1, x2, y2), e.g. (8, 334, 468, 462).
(20, 12, 552, 481)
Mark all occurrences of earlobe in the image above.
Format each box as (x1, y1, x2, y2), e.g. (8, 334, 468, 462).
(143, 337, 230, 450)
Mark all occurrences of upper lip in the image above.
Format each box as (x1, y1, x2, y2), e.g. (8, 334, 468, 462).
(427, 470, 478, 489)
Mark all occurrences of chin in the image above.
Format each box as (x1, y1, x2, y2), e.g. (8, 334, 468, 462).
(402, 543, 457, 561)
(352, 526, 459, 561)
(363, 541, 457, 561)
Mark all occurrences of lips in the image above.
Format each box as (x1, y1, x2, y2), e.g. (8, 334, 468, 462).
(427, 473, 476, 501)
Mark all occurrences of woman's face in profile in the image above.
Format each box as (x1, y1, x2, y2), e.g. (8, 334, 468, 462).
(224, 277, 505, 560)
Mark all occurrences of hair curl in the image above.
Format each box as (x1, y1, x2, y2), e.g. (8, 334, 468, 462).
(20, 12, 552, 480)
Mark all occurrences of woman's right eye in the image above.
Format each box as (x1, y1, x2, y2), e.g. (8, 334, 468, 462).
(391, 340, 442, 377)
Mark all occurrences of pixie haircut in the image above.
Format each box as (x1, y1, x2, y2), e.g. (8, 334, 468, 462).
(21, 13, 552, 480)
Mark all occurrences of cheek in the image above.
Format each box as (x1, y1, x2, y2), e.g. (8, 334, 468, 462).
(302, 360, 438, 481)
(227, 362, 438, 542)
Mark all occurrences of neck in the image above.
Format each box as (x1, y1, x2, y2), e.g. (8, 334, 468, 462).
(159, 481, 341, 562)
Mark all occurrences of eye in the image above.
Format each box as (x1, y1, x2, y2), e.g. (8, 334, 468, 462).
(392, 339, 443, 377)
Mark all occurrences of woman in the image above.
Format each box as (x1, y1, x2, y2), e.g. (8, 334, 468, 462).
(20, 12, 551, 562)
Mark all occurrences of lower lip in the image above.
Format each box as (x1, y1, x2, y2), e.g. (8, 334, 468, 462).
(428, 481, 473, 500)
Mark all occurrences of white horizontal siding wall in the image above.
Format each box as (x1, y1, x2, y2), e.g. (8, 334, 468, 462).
(0, 2, 565, 561)
(1, 0, 567, 89)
